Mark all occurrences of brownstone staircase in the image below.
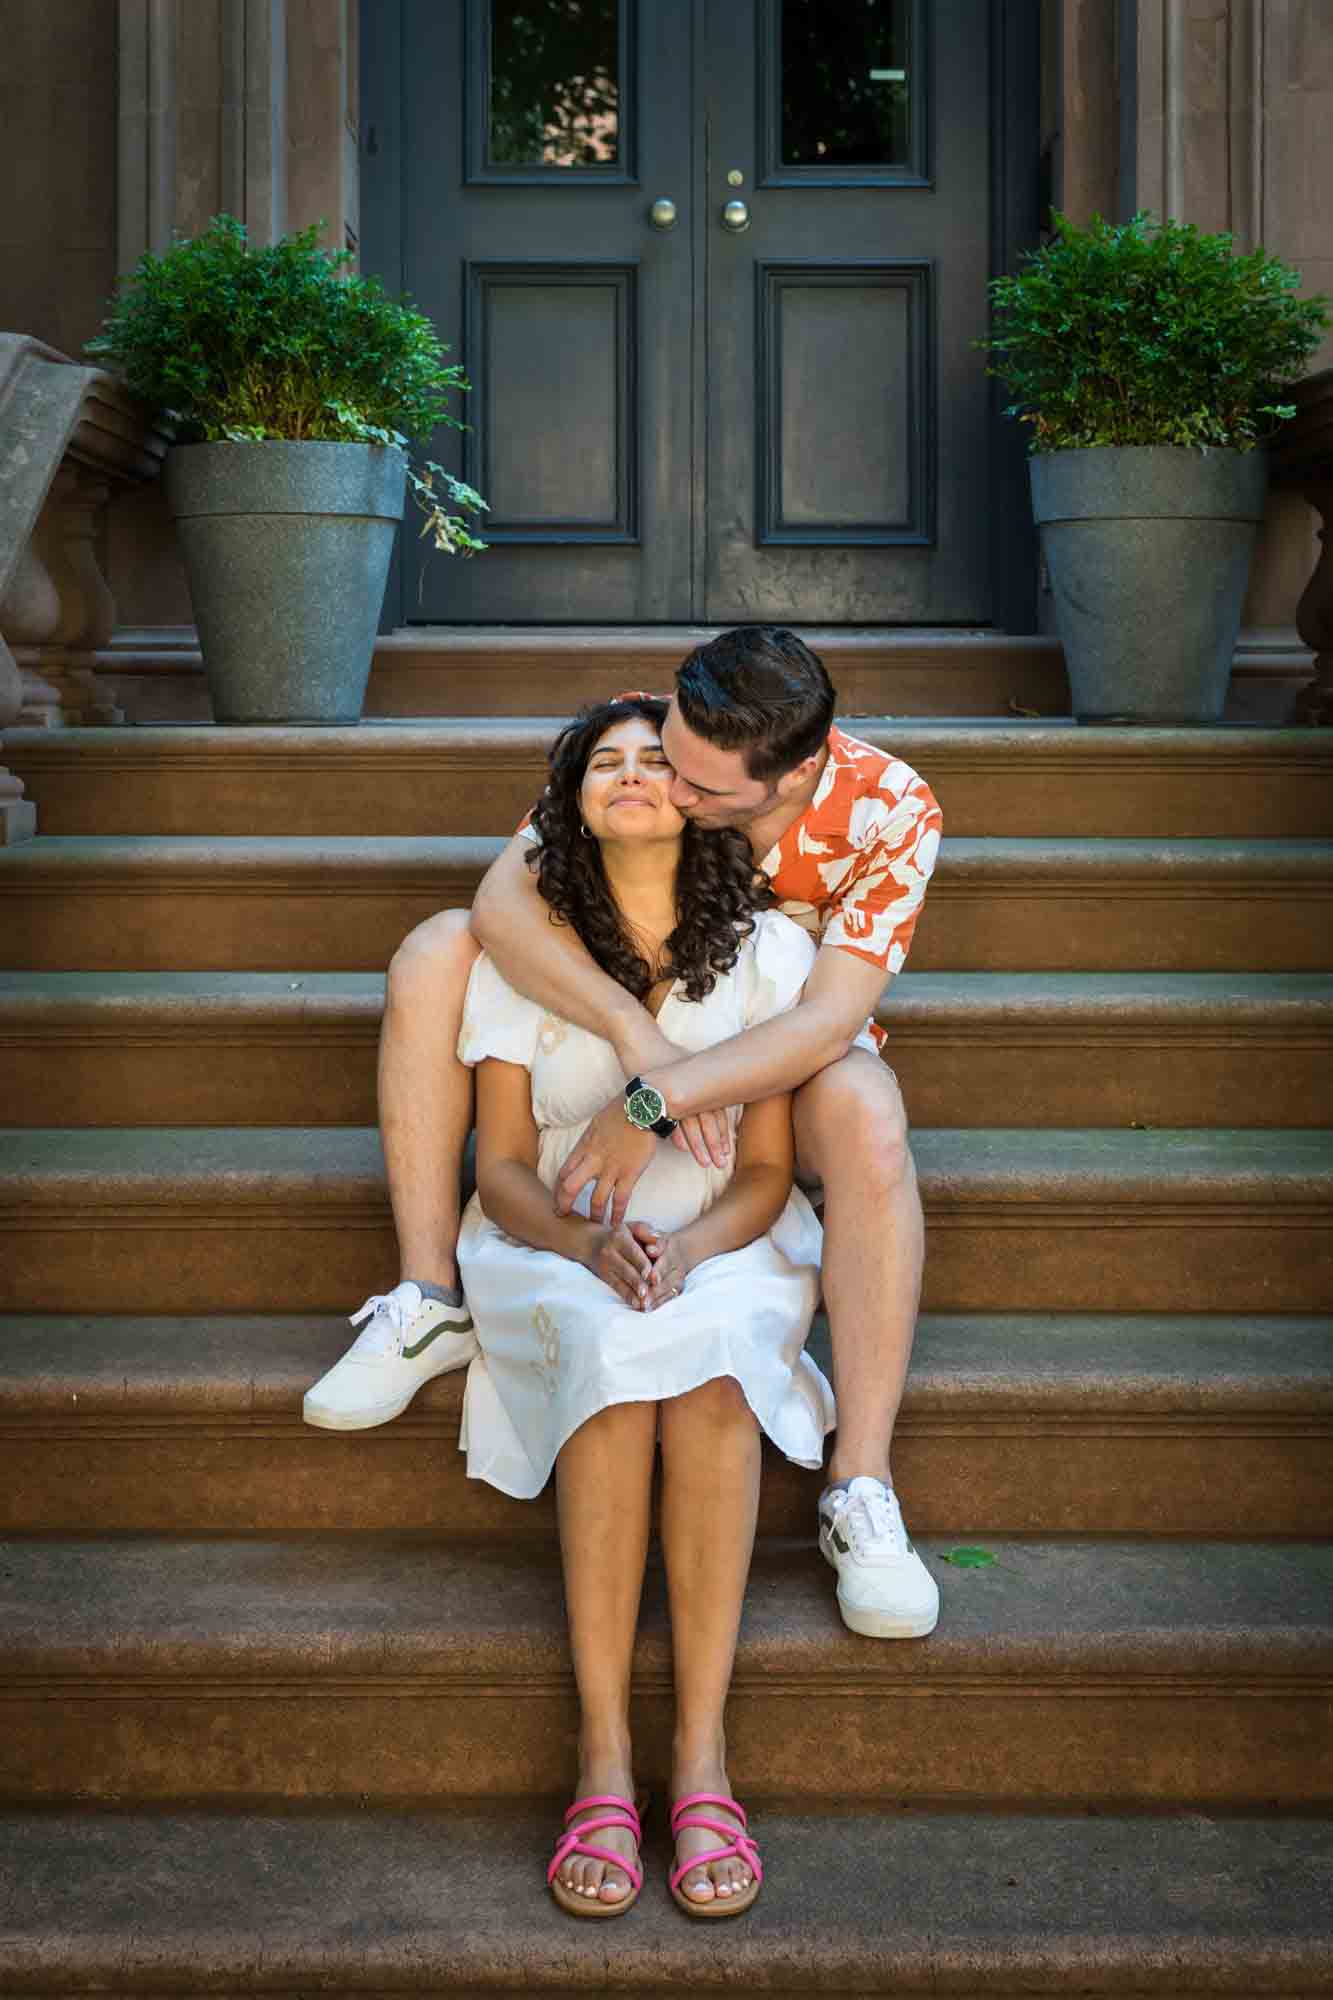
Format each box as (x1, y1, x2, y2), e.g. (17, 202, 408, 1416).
(1, 699, 1332, 1993)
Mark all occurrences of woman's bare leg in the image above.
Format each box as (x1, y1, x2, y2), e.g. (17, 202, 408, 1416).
(659, 1374, 762, 1905)
(553, 1398, 657, 1904)
(378, 908, 479, 1290)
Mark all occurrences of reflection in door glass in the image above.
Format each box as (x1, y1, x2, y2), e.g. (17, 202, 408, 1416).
(781, 0, 910, 167)
(489, 0, 620, 167)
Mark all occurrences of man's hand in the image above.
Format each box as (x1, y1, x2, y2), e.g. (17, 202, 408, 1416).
(613, 1022, 733, 1172)
(580, 1219, 655, 1309)
(556, 1103, 658, 1226)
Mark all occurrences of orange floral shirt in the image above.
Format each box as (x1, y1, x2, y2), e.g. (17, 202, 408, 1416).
(757, 724, 942, 981)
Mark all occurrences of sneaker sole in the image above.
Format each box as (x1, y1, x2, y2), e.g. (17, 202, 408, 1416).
(301, 1390, 419, 1432)
(833, 1590, 940, 1640)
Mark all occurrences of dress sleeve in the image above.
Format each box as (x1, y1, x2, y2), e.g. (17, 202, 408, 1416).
(741, 910, 818, 1029)
(456, 952, 542, 1069)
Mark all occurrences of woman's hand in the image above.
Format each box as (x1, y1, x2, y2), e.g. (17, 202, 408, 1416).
(581, 1220, 655, 1309)
(633, 1222, 696, 1310)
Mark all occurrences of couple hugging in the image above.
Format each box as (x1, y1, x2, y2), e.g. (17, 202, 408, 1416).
(304, 626, 943, 1919)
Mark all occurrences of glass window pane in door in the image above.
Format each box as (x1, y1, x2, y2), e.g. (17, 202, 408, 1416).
(781, 0, 911, 167)
(489, 0, 620, 167)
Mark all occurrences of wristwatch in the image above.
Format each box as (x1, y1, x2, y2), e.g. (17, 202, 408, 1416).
(624, 1075, 678, 1138)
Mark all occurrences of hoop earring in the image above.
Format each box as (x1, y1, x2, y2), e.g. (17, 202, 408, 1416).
(580, 822, 593, 839)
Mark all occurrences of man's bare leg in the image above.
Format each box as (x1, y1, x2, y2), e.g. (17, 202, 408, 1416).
(302, 906, 481, 1430)
(793, 1047, 937, 1636)
(379, 907, 480, 1291)
(793, 1047, 921, 1485)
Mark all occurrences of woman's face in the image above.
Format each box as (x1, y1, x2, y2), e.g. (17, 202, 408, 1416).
(578, 715, 686, 844)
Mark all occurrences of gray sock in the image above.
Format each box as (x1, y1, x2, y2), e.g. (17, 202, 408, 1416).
(415, 1280, 465, 1308)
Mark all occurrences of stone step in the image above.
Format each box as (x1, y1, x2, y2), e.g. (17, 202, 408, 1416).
(4, 969, 1331, 1128)
(100, 626, 1076, 722)
(3, 1804, 1330, 1996)
(2, 1312, 1328, 1538)
(2, 1535, 1330, 1805)
(95, 622, 1316, 723)
(10, 720, 1333, 839)
(3, 835, 1330, 973)
(2, 1127, 1330, 1316)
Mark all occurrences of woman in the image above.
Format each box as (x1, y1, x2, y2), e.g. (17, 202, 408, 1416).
(455, 696, 832, 1919)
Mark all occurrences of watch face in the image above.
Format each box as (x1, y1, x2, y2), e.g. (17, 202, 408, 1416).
(626, 1083, 667, 1128)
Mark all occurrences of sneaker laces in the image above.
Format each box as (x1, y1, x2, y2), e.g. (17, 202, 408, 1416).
(837, 1479, 909, 1562)
(346, 1282, 423, 1359)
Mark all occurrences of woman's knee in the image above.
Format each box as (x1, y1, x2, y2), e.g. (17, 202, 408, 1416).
(386, 906, 478, 1006)
(664, 1373, 755, 1435)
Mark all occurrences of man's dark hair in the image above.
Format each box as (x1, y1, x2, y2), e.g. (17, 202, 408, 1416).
(674, 626, 836, 784)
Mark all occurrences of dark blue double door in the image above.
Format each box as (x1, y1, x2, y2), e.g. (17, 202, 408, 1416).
(363, 0, 1038, 625)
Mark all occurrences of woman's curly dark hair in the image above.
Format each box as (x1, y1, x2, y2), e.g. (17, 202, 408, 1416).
(528, 697, 772, 1003)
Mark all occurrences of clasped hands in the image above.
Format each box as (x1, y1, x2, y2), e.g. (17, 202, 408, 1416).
(581, 1218, 691, 1312)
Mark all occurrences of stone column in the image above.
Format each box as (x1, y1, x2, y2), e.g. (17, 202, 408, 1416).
(118, 0, 290, 264)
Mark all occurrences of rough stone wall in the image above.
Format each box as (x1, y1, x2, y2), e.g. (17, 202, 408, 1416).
(0, 0, 119, 362)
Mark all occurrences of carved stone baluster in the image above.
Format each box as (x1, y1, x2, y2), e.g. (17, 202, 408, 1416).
(3, 466, 126, 727)
(0, 534, 64, 727)
(0, 632, 37, 841)
(1292, 480, 1333, 726)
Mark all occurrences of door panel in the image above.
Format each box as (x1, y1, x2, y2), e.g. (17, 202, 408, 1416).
(759, 262, 931, 539)
(704, 0, 993, 622)
(469, 264, 637, 537)
(398, 0, 693, 621)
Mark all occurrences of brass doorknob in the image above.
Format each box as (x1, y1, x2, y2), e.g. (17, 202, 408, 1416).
(720, 199, 750, 233)
(649, 197, 678, 230)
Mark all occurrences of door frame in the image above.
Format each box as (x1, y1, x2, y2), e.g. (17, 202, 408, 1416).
(360, 0, 1041, 632)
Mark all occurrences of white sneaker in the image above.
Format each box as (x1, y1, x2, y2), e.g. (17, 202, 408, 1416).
(818, 1476, 940, 1638)
(303, 1281, 478, 1430)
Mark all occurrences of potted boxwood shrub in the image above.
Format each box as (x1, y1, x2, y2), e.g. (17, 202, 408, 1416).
(87, 214, 487, 724)
(982, 211, 1328, 721)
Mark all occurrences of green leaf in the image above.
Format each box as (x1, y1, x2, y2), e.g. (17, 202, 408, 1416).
(940, 1546, 997, 1568)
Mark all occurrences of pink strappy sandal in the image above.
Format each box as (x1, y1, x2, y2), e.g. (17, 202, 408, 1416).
(668, 1792, 763, 1918)
(547, 1793, 644, 1918)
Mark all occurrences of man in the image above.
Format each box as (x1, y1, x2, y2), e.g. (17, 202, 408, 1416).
(306, 626, 943, 1639)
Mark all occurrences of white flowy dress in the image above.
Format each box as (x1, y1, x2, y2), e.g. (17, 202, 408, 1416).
(455, 907, 834, 1499)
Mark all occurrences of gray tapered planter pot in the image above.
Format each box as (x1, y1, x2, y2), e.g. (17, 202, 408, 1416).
(164, 440, 406, 724)
(1030, 446, 1268, 723)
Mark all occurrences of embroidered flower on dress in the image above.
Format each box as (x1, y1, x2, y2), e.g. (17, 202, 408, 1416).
(531, 1303, 561, 1397)
(538, 1014, 568, 1055)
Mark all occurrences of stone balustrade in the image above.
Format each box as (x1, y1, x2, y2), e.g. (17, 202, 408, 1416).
(1270, 368, 1333, 728)
(0, 334, 170, 839)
